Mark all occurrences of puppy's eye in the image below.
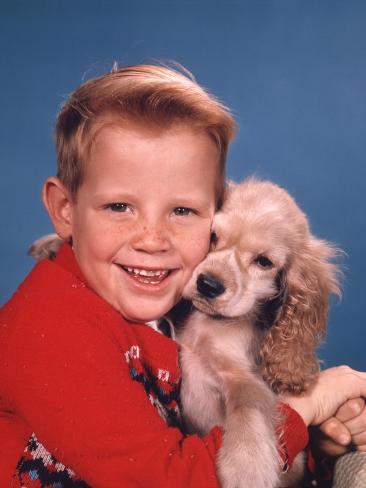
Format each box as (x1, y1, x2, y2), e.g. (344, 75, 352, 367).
(210, 231, 218, 246)
(254, 255, 274, 269)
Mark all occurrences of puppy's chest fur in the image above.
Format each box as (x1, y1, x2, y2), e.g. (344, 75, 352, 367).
(177, 310, 264, 435)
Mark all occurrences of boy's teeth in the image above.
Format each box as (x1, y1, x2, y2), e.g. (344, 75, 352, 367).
(124, 266, 168, 278)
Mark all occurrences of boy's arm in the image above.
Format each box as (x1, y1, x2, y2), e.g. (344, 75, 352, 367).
(1, 310, 218, 486)
(0, 256, 224, 488)
(0, 266, 307, 487)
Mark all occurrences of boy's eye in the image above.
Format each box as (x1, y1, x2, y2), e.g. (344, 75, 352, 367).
(106, 203, 129, 213)
(173, 207, 195, 216)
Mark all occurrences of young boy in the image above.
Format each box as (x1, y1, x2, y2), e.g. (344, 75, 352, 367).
(1, 64, 366, 488)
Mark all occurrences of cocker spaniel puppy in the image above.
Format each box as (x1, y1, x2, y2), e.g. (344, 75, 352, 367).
(28, 178, 340, 487)
(176, 177, 340, 488)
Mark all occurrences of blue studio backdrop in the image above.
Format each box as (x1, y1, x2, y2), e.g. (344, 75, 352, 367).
(1, 0, 365, 370)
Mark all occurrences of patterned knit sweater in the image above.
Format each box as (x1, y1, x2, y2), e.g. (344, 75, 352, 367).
(0, 243, 308, 487)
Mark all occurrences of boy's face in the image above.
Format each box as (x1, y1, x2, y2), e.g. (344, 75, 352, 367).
(62, 121, 218, 322)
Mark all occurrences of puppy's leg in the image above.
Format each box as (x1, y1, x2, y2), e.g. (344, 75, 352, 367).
(218, 375, 281, 488)
(179, 347, 224, 435)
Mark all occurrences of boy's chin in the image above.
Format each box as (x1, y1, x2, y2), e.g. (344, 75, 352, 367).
(103, 289, 175, 323)
(120, 301, 175, 324)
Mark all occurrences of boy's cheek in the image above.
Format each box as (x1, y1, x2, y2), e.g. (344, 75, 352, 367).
(183, 221, 212, 246)
(191, 231, 212, 255)
(72, 216, 118, 248)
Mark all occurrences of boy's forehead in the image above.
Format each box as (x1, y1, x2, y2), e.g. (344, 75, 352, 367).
(80, 114, 222, 205)
(85, 117, 219, 171)
(89, 114, 214, 146)
(80, 120, 216, 183)
(88, 119, 220, 171)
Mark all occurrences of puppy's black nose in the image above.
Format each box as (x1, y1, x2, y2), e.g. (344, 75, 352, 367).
(197, 273, 225, 298)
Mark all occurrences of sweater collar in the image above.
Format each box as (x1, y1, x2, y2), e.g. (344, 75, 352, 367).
(53, 241, 87, 284)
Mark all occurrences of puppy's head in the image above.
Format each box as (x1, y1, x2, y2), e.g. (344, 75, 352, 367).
(183, 177, 341, 393)
(183, 178, 306, 323)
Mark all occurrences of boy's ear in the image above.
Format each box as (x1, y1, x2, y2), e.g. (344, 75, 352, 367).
(42, 177, 74, 240)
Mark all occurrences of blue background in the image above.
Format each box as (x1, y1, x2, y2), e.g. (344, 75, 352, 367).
(1, 0, 365, 370)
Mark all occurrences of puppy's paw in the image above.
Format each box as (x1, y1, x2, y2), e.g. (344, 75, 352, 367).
(28, 234, 64, 261)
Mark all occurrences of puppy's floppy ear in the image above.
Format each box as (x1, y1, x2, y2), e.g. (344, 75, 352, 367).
(260, 237, 341, 394)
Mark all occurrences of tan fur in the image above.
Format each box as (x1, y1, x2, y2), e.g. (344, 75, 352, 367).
(28, 233, 63, 261)
(178, 312, 281, 487)
(179, 177, 340, 488)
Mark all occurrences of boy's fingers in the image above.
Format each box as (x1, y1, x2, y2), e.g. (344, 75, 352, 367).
(351, 430, 366, 448)
(343, 405, 366, 436)
(320, 417, 351, 446)
(316, 438, 349, 457)
(353, 443, 366, 452)
(335, 398, 365, 423)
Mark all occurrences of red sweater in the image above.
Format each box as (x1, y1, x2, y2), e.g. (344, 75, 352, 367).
(0, 243, 308, 487)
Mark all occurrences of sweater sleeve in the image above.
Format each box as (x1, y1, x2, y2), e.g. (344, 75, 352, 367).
(0, 275, 221, 487)
(0, 262, 308, 488)
(278, 403, 309, 470)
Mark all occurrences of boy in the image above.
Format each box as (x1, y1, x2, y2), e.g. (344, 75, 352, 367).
(1, 64, 366, 487)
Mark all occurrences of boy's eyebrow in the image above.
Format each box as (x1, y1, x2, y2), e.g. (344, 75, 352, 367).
(169, 196, 214, 209)
(92, 191, 138, 201)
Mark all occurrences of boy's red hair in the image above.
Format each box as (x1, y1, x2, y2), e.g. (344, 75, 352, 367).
(55, 63, 237, 207)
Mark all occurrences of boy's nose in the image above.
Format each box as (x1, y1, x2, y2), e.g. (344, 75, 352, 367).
(132, 224, 171, 254)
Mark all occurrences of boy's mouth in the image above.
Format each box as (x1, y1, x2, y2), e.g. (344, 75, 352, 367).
(120, 265, 171, 285)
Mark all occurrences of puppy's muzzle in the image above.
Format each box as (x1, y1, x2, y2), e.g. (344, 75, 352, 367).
(197, 273, 225, 298)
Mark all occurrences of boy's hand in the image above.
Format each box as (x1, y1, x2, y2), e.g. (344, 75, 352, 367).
(282, 366, 366, 429)
(314, 397, 366, 456)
